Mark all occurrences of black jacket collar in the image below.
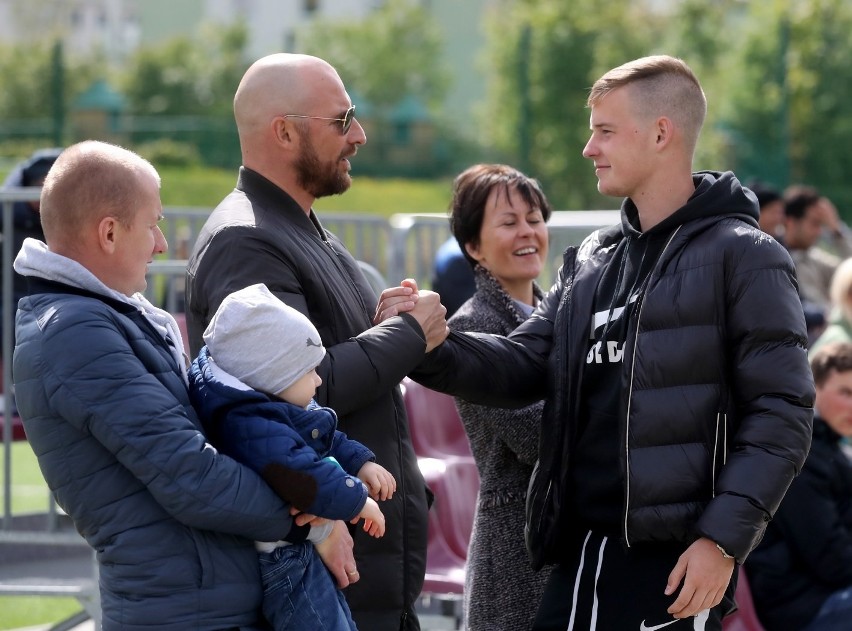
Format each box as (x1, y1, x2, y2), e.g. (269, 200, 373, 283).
(237, 166, 329, 240)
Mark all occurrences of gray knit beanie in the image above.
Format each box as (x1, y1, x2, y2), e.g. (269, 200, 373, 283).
(203, 283, 326, 395)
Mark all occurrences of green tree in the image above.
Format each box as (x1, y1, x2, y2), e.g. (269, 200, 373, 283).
(0, 41, 100, 120)
(121, 22, 249, 116)
(656, 0, 746, 173)
(722, 0, 852, 212)
(302, 0, 449, 110)
(300, 0, 450, 166)
(482, 0, 660, 209)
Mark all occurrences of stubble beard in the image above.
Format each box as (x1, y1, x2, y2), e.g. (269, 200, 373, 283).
(295, 133, 352, 199)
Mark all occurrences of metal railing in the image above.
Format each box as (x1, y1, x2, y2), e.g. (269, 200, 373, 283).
(2, 187, 102, 629)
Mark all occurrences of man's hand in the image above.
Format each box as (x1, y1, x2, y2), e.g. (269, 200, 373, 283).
(289, 505, 328, 528)
(315, 520, 358, 588)
(408, 288, 448, 352)
(666, 537, 735, 619)
(818, 197, 843, 236)
(373, 278, 449, 351)
(373, 278, 419, 324)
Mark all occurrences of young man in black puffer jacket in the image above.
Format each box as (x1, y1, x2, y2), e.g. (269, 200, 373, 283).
(406, 55, 814, 631)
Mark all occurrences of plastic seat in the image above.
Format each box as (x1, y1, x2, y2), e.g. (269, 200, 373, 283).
(401, 377, 472, 458)
(0, 357, 25, 440)
(435, 458, 479, 560)
(172, 312, 190, 355)
(418, 457, 480, 595)
(404, 380, 480, 596)
(722, 567, 766, 631)
(0, 413, 25, 441)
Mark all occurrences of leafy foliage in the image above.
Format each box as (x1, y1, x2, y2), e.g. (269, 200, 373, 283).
(300, 0, 450, 112)
(481, 0, 660, 208)
(1, 3, 852, 212)
(0, 40, 100, 121)
(121, 22, 249, 116)
(722, 0, 852, 211)
(478, 0, 852, 213)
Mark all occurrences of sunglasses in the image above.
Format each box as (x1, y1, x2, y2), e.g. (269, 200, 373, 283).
(282, 105, 356, 135)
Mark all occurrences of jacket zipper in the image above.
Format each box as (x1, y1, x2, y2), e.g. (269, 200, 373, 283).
(534, 248, 577, 553)
(711, 412, 728, 498)
(318, 221, 412, 615)
(622, 226, 681, 547)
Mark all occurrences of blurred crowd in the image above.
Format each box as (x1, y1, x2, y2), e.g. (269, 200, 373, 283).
(748, 179, 852, 351)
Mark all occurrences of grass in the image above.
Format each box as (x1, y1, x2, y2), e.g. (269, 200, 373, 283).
(157, 164, 453, 216)
(4, 161, 453, 216)
(0, 596, 83, 630)
(0, 441, 52, 514)
(1, 442, 83, 630)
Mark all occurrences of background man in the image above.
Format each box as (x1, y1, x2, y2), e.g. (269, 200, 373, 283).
(13, 140, 354, 631)
(784, 185, 852, 315)
(748, 342, 852, 631)
(406, 55, 813, 630)
(186, 53, 447, 631)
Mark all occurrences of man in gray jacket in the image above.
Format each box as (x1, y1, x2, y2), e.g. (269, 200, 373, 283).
(13, 140, 356, 631)
(186, 54, 448, 631)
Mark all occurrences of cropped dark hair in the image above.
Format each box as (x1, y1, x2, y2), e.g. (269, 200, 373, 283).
(745, 179, 781, 209)
(784, 185, 821, 220)
(811, 342, 852, 387)
(449, 164, 552, 267)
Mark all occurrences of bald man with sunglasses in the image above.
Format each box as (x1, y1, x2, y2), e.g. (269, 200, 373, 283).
(186, 53, 447, 631)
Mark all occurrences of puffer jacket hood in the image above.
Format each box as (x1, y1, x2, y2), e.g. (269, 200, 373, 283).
(620, 170, 759, 238)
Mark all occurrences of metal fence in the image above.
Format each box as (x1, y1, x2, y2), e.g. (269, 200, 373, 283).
(150, 206, 621, 311)
(1, 187, 619, 628)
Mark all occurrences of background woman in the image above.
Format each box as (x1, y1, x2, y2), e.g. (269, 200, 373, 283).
(810, 257, 852, 357)
(447, 163, 553, 630)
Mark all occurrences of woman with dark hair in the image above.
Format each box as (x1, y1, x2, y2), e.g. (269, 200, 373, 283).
(447, 163, 552, 630)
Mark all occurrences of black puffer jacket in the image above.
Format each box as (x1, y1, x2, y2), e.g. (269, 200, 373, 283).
(186, 167, 429, 631)
(414, 171, 814, 570)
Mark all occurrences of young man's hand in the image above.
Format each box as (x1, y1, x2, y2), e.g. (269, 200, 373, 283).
(666, 537, 735, 619)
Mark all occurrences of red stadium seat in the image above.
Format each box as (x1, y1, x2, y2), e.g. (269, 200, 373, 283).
(403, 377, 480, 613)
(0, 413, 25, 441)
(418, 457, 479, 595)
(172, 312, 190, 354)
(723, 567, 766, 631)
(401, 378, 472, 458)
(0, 357, 25, 441)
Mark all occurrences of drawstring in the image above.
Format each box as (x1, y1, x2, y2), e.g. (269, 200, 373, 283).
(601, 237, 630, 339)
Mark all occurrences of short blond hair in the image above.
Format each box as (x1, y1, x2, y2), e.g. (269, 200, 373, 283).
(589, 55, 707, 153)
(830, 257, 852, 323)
(40, 141, 160, 245)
